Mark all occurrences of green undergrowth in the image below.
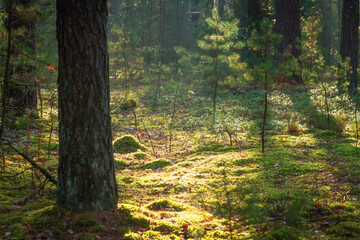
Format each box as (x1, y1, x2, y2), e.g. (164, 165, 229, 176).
(2, 88, 360, 239)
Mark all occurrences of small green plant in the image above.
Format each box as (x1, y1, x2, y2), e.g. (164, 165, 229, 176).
(198, 8, 244, 123)
(248, 15, 282, 153)
(120, 98, 137, 111)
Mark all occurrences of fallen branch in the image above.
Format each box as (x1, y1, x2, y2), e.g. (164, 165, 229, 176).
(8, 145, 57, 185)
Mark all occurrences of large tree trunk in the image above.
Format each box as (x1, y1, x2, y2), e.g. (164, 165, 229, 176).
(275, 0, 303, 84)
(56, 0, 118, 211)
(340, 0, 358, 94)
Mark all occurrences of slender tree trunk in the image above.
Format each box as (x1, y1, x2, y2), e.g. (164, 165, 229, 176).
(261, 90, 268, 153)
(339, 0, 359, 94)
(0, 0, 13, 143)
(247, 0, 261, 32)
(275, 0, 303, 84)
(3, 0, 37, 116)
(319, 0, 333, 65)
(56, 0, 118, 211)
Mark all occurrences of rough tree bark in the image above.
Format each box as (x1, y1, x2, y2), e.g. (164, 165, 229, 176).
(56, 0, 118, 211)
(275, 0, 303, 84)
(339, 0, 358, 94)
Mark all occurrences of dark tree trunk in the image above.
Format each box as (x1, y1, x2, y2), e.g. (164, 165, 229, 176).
(319, 0, 333, 65)
(5, 0, 37, 116)
(159, 0, 166, 62)
(231, 0, 247, 28)
(275, 0, 303, 84)
(340, 0, 359, 94)
(247, 0, 261, 32)
(217, 0, 225, 17)
(56, 0, 118, 211)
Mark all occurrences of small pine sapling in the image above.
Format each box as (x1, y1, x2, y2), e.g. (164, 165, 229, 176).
(198, 8, 244, 123)
(248, 17, 282, 153)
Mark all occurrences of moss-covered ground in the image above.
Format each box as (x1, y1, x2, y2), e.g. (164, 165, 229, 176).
(1, 86, 360, 239)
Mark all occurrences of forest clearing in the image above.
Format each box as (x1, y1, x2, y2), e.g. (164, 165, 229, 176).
(1, 0, 360, 239)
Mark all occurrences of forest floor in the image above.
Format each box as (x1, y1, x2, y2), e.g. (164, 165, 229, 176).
(1, 85, 360, 239)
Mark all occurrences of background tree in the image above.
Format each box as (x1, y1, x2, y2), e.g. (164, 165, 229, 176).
(339, 0, 358, 94)
(275, 0, 302, 84)
(2, 0, 38, 116)
(56, 0, 118, 211)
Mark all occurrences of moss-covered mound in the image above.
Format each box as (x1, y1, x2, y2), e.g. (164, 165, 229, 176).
(146, 199, 186, 212)
(113, 135, 145, 154)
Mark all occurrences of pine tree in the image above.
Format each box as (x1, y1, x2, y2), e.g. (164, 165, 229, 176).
(56, 0, 118, 211)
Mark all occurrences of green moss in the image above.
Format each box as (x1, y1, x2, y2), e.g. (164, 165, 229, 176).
(133, 152, 148, 160)
(141, 159, 171, 170)
(74, 213, 102, 232)
(82, 236, 96, 240)
(7, 224, 25, 239)
(333, 144, 360, 160)
(115, 159, 130, 169)
(26, 206, 61, 231)
(146, 199, 185, 212)
(196, 143, 239, 154)
(113, 135, 145, 154)
(130, 215, 151, 228)
(189, 225, 206, 239)
(314, 130, 338, 138)
(327, 222, 360, 238)
(152, 221, 177, 233)
(1, 216, 23, 225)
(264, 226, 306, 240)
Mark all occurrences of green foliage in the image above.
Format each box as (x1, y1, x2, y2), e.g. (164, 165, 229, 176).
(120, 98, 137, 111)
(247, 17, 282, 89)
(9, 115, 30, 130)
(113, 135, 145, 154)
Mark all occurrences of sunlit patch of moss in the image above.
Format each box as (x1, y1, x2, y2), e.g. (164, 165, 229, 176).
(113, 135, 146, 154)
(114, 159, 130, 170)
(314, 130, 339, 139)
(188, 225, 206, 239)
(333, 144, 360, 160)
(152, 221, 178, 234)
(133, 151, 148, 160)
(196, 143, 240, 154)
(146, 199, 186, 212)
(140, 159, 171, 170)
